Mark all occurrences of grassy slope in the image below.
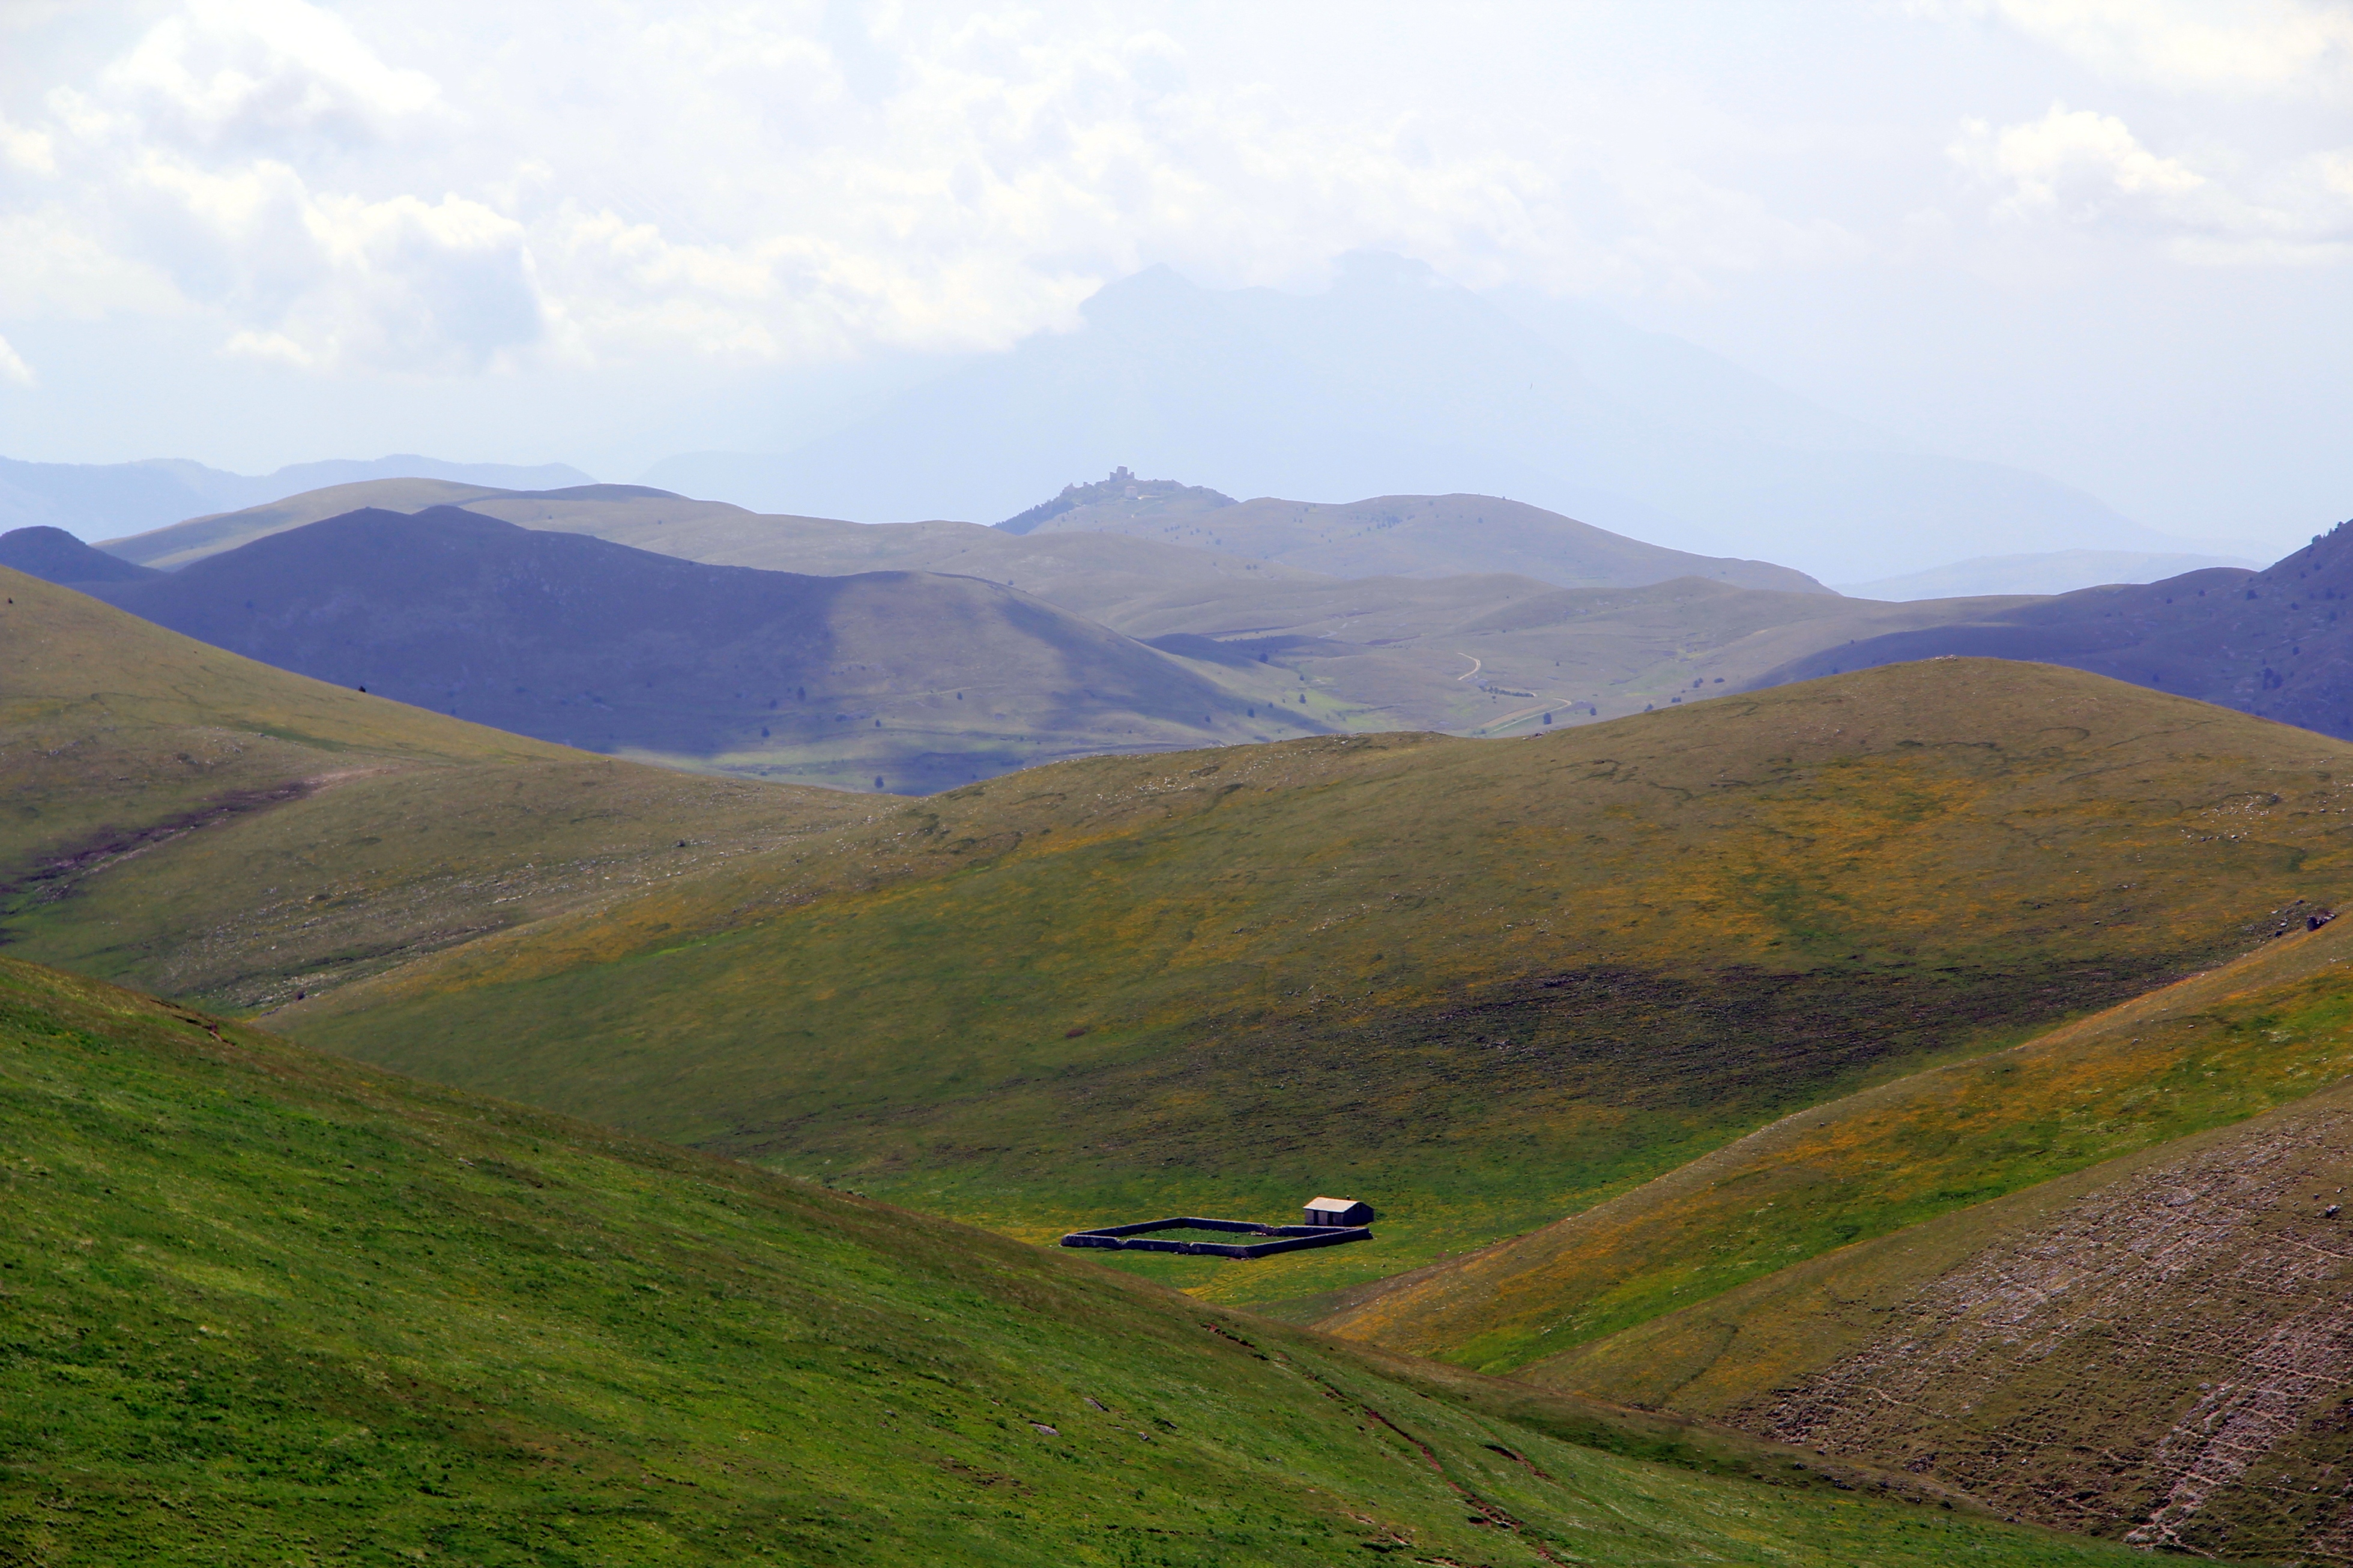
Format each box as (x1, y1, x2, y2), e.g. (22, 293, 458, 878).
(1105, 574, 2039, 734)
(0, 568, 863, 1009)
(1326, 914, 2353, 1369)
(98, 478, 505, 568)
(287, 660, 2353, 1317)
(0, 956, 2144, 1567)
(1506, 1063, 2353, 1563)
(456, 491, 1332, 627)
(1028, 492, 1827, 595)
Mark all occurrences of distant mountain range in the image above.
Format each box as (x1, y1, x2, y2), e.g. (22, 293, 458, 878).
(49, 475, 2349, 752)
(1760, 517, 2353, 741)
(638, 253, 2213, 581)
(100, 470, 1827, 596)
(0, 453, 593, 541)
(51, 477, 1898, 735)
(62, 507, 1311, 792)
(1838, 549, 2259, 601)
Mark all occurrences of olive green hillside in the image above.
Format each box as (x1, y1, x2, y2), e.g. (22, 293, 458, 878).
(1323, 909, 2353, 1371)
(0, 569, 864, 1011)
(287, 660, 2353, 1319)
(1502, 1055, 2353, 1564)
(1110, 574, 2040, 734)
(0, 956, 2148, 1567)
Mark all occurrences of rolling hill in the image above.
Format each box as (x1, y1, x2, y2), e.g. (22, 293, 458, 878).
(1323, 912, 2353, 1372)
(98, 479, 680, 570)
(1102, 572, 2032, 734)
(1013, 483, 1828, 594)
(0, 954, 2149, 1567)
(0, 525, 159, 584)
(79, 506, 1325, 792)
(96, 477, 1987, 734)
(99, 473, 1823, 606)
(1757, 516, 2353, 740)
(999, 466, 1237, 532)
(91, 477, 1335, 629)
(0, 451, 591, 543)
(271, 660, 2353, 1325)
(0, 564, 862, 1011)
(1452, 920, 2353, 1564)
(1836, 548, 2256, 601)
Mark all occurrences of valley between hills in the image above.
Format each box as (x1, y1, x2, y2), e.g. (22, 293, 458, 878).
(13, 474, 2353, 1564)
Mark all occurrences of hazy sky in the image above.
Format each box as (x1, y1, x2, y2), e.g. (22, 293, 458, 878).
(1, 1, 2347, 543)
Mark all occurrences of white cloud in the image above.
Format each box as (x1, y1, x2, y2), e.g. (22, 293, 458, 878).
(0, 208, 186, 318)
(0, 115, 56, 176)
(0, 0, 2344, 383)
(1953, 103, 2353, 262)
(0, 0, 1890, 375)
(1952, 104, 2205, 218)
(0, 333, 34, 387)
(1923, 0, 2353, 94)
(100, 0, 443, 151)
(8, 1, 534, 372)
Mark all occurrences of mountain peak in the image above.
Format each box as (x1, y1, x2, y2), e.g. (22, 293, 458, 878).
(998, 467, 1237, 534)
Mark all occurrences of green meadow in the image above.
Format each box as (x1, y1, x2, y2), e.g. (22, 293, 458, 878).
(0, 956, 2146, 1567)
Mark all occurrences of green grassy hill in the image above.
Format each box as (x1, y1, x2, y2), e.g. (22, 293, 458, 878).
(280, 660, 2353, 1321)
(1488, 933, 2353, 1564)
(1325, 912, 2353, 1370)
(0, 954, 2147, 1567)
(0, 567, 861, 1011)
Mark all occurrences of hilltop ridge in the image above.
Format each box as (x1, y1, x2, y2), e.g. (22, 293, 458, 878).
(79, 505, 1317, 791)
(998, 465, 1237, 533)
(0, 524, 159, 583)
(1012, 486, 1831, 594)
(1756, 514, 2353, 738)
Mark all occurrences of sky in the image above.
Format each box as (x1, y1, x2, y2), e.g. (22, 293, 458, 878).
(0, 0, 2347, 549)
